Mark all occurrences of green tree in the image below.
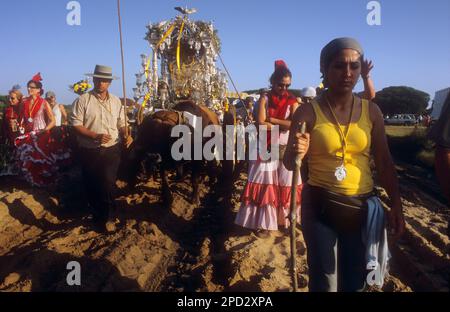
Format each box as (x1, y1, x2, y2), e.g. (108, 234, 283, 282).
(374, 86, 430, 115)
(243, 89, 265, 95)
(0, 95, 7, 105)
(0, 96, 7, 120)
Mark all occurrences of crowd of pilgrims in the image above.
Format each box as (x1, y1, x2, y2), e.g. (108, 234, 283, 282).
(2, 37, 449, 292)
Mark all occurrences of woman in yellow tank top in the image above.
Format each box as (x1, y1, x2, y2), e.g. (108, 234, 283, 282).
(284, 38, 405, 292)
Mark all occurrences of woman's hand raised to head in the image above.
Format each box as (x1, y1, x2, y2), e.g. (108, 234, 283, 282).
(361, 58, 374, 79)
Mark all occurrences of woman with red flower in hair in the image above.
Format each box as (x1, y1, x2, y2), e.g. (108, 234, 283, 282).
(235, 60, 301, 238)
(15, 73, 71, 186)
(19, 73, 55, 134)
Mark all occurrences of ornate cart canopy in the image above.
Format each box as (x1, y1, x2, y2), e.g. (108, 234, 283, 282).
(133, 7, 228, 113)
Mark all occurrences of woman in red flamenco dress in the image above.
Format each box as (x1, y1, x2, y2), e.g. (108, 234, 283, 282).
(235, 61, 302, 237)
(15, 74, 72, 187)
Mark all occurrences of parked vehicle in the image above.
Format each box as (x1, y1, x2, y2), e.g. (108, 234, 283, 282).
(384, 114, 417, 126)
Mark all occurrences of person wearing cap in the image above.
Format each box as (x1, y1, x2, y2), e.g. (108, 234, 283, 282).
(284, 38, 404, 291)
(235, 60, 302, 238)
(300, 87, 317, 104)
(70, 65, 131, 233)
(45, 91, 68, 126)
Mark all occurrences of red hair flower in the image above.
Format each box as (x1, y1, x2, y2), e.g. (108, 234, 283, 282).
(274, 60, 287, 70)
(32, 73, 43, 82)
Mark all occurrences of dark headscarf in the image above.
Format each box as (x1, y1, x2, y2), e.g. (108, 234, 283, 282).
(320, 37, 364, 76)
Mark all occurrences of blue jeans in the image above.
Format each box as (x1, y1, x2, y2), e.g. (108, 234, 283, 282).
(301, 184, 367, 292)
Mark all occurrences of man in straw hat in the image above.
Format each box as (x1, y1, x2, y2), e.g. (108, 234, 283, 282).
(70, 65, 131, 233)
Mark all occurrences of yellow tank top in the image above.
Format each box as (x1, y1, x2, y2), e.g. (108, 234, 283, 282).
(308, 98, 374, 195)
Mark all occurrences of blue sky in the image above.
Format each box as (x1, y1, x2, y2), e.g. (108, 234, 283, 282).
(1, 0, 449, 105)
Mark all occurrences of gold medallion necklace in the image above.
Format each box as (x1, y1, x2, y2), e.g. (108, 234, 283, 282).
(324, 92, 355, 182)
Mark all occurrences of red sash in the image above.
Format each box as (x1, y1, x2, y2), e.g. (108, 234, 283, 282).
(264, 90, 296, 149)
(267, 90, 297, 120)
(21, 96, 44, 132)
(22, 96, 44, 120)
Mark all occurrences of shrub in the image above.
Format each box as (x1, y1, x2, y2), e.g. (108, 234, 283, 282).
(387, 128, 434, 169)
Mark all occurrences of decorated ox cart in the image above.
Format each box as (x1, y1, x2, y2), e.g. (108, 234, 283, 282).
(127, 8, 244, 206)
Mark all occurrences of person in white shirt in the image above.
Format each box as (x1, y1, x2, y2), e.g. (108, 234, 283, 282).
(70, 65, 131, 233)
(45, 91, 67, 126)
